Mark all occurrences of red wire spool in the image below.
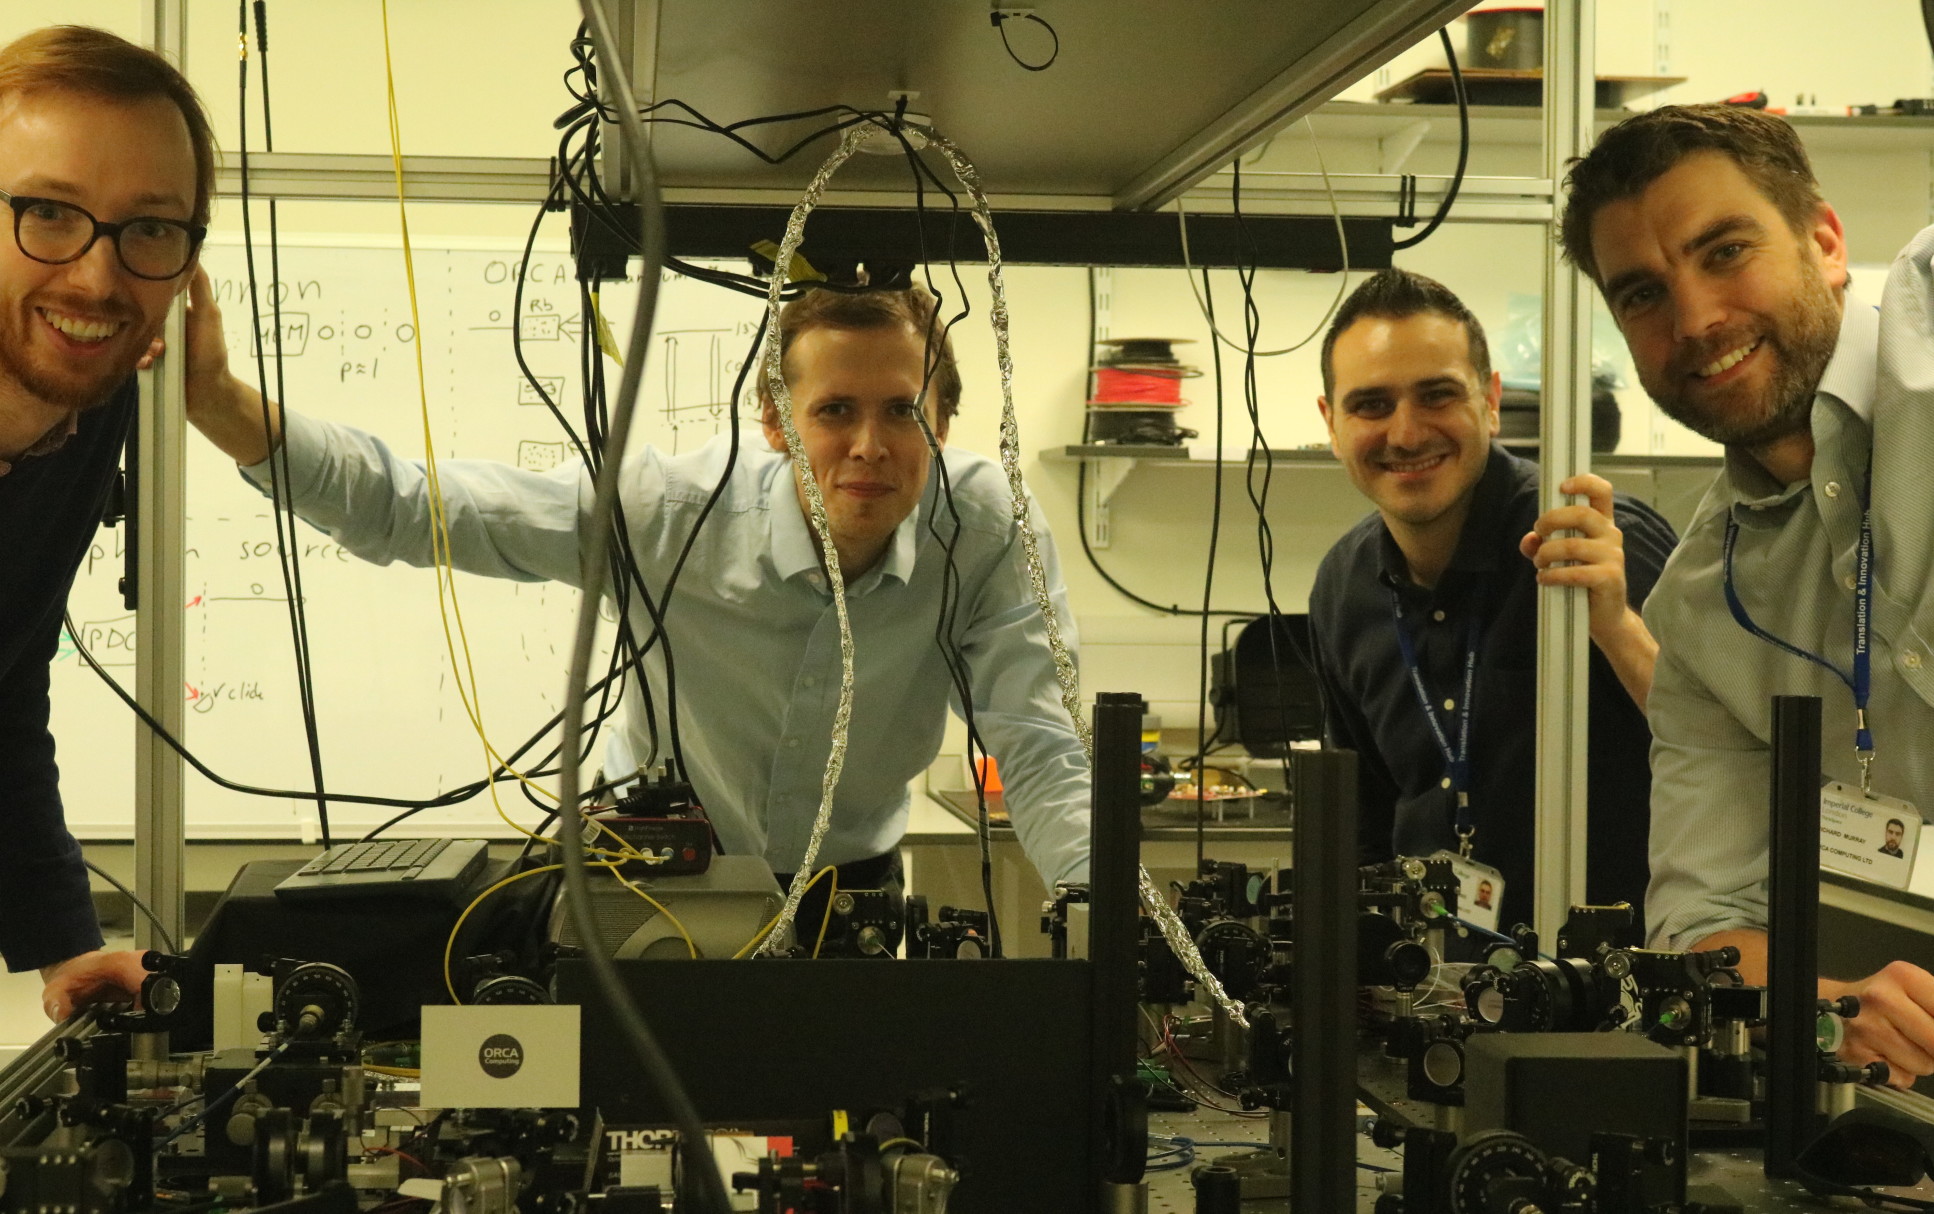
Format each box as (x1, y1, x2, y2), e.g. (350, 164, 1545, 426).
(1092, 366, 1185, 405)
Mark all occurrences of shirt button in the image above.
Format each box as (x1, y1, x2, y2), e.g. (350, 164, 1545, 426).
(1824, 481, 1841, 498)
(1440, 777, 1452, 789)
(785, 736, 802, 748)
(1443, 698, 1456, 711)
(1432, 610, 1447, 622)
(1845, 574, 1859, 590)
(802, 675, 817, 688)
(1907, 651, 1924, 670)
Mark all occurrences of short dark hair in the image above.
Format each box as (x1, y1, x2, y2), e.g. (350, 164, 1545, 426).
(0, 26, 217, 226)
(1560, 104, 1824, 285)
(1319, 268, 1491, 399)
(758, 285, 961, 423)
(1888, 818, 1906, 831)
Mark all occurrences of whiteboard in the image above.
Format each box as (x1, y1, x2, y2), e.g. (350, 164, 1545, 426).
(52, 235, 772, 840)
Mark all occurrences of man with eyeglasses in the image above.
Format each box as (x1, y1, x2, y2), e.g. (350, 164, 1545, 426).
(0, 26, 213, 1019)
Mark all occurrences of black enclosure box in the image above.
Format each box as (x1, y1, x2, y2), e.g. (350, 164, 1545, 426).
(1210, 614, 1324, 756)
(175, 858, 522, 1049)
(1464, 1033, 1687, 1190)
(559, 958, 1096, 1214)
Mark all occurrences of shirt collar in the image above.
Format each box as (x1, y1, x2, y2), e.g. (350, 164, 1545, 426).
(1722, 287, 1878, 507)
(766, 470, 923, 590)
(768, 472, 822, 582)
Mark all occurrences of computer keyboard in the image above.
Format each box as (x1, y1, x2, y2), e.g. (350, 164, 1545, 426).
(273, 838, 491, 905)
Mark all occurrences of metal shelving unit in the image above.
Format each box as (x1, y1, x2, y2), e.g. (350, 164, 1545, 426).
(1045, 442, 1725, 546)
(131, 0, 1618, 945)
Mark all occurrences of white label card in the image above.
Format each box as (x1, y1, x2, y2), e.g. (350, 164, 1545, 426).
(1431, 849, 1505, 933)
(420, 1004, 580, 1109)
(1820, 781, 1921, 891)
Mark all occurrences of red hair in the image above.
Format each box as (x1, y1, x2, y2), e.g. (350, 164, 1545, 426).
(0, 25, 216, 223)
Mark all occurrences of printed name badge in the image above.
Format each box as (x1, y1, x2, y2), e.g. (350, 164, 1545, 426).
(1432, 849, 1505, 933)
(1820, 781, 1922, 891)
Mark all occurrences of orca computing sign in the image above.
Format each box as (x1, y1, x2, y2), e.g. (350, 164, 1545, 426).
(421, 1006, 579, 1107)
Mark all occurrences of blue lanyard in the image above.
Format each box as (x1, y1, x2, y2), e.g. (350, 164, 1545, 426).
(1390, 589, 1481, 855)
(1721, 508, 1874, 790)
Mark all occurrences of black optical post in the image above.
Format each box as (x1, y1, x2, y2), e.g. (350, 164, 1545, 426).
(1765, 694, 1824, 1180)
(1090, 692, 1147, 1192)
(1292, 747, 1358, 1213)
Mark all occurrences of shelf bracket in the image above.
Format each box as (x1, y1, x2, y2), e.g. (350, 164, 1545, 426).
(1083, 456, 1136, 549)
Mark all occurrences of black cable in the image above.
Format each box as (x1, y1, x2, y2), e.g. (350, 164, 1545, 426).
(879, 103, 1005, 956)
(65, 611, 623, 817)
(532, 97, 683, 785)
(991, 9, 1060, 71)
(520, 51, 881, 845)
(548, 55, 864, 792)
(1390, 28, 1469, 251)
(572, 271, 688, 781)
(256, 0, 332, 848)
(558, 9, 727, 1212)
(1193, 265, 1228, 870)
(557, 43, 1022, 947)
(84, 859, 179, 954)
(1073, 463, 1262, 619)
(1228, 157, 1303, 797)
(236, 0, 331, 847)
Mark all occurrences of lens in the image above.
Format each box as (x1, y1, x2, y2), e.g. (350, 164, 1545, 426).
(119, 220, 192, 279)
(1422, 1040, 1463, 1087)
(16, 199, 90, 262)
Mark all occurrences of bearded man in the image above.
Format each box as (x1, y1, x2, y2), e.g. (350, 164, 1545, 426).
(1565, 103, 1934, 1084)
(0, 25, 214, 1018)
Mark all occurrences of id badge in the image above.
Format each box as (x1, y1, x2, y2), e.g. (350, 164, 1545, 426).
(1820, 781, 1921, 891)
(1432, 849, 1505, 933)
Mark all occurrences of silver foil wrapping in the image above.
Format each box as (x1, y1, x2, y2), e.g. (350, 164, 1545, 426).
(928, 134, 1250, 1029)
(752, 125, 871, 955)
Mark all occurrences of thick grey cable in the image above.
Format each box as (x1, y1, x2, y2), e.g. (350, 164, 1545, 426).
(559, 6, 730, 1213)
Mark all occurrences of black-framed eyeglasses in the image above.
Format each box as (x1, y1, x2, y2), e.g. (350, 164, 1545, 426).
(0, 188, 205, 281)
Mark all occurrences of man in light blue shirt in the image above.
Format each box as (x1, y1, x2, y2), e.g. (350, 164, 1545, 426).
(182, 274, 1091, 906)
(1563, 103, 1934, 1083)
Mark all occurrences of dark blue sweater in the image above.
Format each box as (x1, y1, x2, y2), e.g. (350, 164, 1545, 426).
(0, 379, 132, 971)
(1308, 445, 1679, 933)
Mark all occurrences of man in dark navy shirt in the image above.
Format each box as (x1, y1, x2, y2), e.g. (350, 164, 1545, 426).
(1308, 269, 1677, 931)
(0, 26, 214, 1018)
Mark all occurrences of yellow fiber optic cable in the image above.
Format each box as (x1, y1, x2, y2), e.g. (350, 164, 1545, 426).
(378, 3, 620, 851)
(734, 866, 836, 959)
(811, 869, 839, 959)
(442, 859, 698, 1003)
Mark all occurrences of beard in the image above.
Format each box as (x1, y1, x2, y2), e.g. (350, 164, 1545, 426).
(1636, 258, 1842, 450)
(0, 291, 148, 412)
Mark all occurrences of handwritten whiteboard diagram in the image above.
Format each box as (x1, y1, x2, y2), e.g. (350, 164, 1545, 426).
(51, 235, 771, 840)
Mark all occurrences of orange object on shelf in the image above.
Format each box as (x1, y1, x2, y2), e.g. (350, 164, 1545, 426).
(973, 755, 1004, 794)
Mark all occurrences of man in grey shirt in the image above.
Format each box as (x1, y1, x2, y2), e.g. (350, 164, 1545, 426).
(1562, 103, 1934, 1082)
